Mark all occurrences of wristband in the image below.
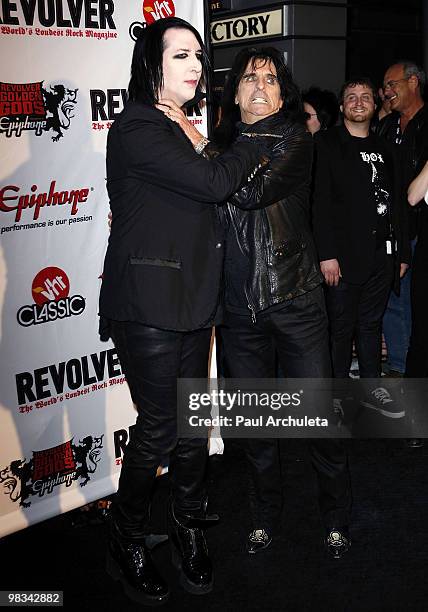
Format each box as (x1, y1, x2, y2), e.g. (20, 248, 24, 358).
(194, 136, 210, 154)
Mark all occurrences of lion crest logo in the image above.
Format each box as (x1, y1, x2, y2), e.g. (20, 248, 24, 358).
(41, 83, 79, 142)
(0, 80, 78, 141)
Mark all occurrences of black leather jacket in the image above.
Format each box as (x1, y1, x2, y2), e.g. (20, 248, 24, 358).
(375, 105, 428, 241)
(376, 105, 428, 185)
(217, 112, 323, 318)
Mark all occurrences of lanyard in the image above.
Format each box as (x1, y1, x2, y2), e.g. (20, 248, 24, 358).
(395, 117, 402, 145)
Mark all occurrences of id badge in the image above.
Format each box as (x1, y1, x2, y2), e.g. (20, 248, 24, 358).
(386, 240, 392, 255)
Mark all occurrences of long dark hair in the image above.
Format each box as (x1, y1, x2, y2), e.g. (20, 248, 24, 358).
(214, 46, 304, 149)
(302, 87, 339, 130)
(128, 17, 209, 106)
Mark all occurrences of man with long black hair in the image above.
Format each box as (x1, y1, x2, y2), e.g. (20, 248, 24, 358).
(158, 45, 353, 559)
(214, 47, 352, 559)
(100, 20, 267, 604)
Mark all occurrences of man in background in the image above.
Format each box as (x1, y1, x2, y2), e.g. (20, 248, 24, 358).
(376, 61, 428, 383)
(313, 77, 409, 384)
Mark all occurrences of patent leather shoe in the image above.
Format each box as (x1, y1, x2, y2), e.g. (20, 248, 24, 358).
(168, 501, 215, 594)
(107, 525, 169, 606)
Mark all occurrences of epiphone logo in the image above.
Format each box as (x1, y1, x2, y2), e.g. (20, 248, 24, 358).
(0, 181, 90, 222)
(0, 0, 116, 29)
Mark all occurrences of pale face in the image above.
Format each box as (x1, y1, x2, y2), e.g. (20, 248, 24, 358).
(382, 64, 414, 113)
(304, 102, 321, 134)
(160, 28, 202, 106)
(235, 59, 283, 124)
(341, 84, 376, 125)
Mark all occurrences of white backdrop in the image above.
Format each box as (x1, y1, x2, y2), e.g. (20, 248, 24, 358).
(0, 0, 218, 538)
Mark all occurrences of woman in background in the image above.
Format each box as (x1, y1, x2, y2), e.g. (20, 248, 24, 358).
(303, 86, 339, 134)
(405, 159, 428, 378)
(408, 160, 428, 206)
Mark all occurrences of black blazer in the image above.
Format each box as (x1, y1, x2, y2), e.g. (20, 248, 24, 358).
(99, 101, 264, 334)
(312, 125, 410, 290)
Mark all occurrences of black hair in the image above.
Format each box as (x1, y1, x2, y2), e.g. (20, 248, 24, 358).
(127, 17, 209, 106)
(214, 46, 304, 149)
(339, 77, 379, 106)
(302, 86, 339, 130)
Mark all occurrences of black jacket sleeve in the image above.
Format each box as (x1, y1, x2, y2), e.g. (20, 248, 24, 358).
(114, 105, 265, 203)
(390, 144, 411, 265)
(312, 132, 338, 262)
(228, 124, 313, 211)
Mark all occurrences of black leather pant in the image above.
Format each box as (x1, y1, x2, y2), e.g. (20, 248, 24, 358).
(110, 320, 212, 539)
(220, 287, 352, 532)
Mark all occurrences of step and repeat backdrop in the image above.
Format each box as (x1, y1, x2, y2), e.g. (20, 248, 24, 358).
(0, 0, 215, 538)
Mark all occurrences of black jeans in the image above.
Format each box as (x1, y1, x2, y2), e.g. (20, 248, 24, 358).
(325, 249, 394, 378)
(220, 287, 352, 532)
(110, 320, 212, 539)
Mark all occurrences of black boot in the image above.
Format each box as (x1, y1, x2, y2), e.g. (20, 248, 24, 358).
(107, 522, 169, 606)
(168, 501, 216, 594)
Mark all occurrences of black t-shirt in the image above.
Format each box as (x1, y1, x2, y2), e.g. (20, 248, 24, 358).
(348, 134, 392, 247)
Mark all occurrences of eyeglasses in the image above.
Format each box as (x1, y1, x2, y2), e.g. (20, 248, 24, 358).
(383, 77, 410, 91)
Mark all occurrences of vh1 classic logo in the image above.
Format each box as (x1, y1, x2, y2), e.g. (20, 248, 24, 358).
(0, 81, 78, 140)
(17, 266, 85, 327)
(129, 0, 175, 40)
(143, 0, 175, 23)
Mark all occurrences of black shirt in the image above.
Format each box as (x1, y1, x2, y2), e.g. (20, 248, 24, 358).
(348, 133, 392, 247)
(376, 106, 428, 240)
(224, 211, 251, 313)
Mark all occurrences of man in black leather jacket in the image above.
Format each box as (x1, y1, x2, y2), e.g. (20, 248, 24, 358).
(376, 61, 428, 384)
(214, 47, 351, 558)
(376, 61, 428, 450)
